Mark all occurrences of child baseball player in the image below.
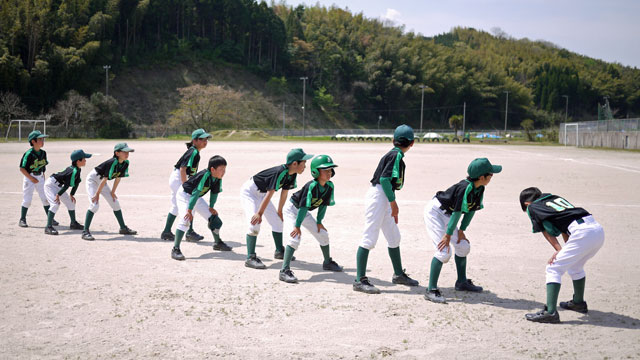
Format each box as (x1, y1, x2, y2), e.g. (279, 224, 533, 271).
(353, 125, 419, 294)
(43, 149, 92, 235)
(161, 129, 211, 242)
(19, 130, 57, 227)
(423, 158, 501, 303)
(81, 143, 137, 241)
(520, 187, 604, 323)
(171, 155, 229, 260)
(279, 155, 343, 283)
(240, 148, 313, 269)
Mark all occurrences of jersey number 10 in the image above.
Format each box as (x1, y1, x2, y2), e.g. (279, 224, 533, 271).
(545, 198, 574, 212)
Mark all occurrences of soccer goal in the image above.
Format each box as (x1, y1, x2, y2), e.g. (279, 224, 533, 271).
(564, 123, 579, 147)
(4, 119, 47, 142)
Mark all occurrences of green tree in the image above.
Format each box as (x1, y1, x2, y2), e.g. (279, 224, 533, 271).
(449, 114, 463, 137)
(521, 119, 535, 141)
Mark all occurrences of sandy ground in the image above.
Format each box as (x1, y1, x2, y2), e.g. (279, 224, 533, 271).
(1, 140, 639, 359)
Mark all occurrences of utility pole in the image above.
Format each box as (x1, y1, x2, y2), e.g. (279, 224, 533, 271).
(300, 77, 308, 137)
(562, 95, 569, 122)
(462, 101, 466, 136)
(419, 85, 426, 134)
(378, 115, 382, 131)
(504, 90, 510, 135)
(103, 65, 111, 96)
(282, 103, 286, 138)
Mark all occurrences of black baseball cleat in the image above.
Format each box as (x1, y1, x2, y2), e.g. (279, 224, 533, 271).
(353, 276, 381, 294)
(392, 270, 419, 286)
(424, 288, 447, 304)
(19, 219, 28, 228)
(322, 258, 343, 272)
(69, 221, 84, 230)
(525, 306, 560, 323)
(119, 226, 137, 235)
(455, 279, 483, 292)
(274, 250, 295, 261)
(559, 299, 588, 314)
(213, 240, 232, 251)
(185, 230, 204, 242)
(52, 219, 59, 226)
(171, 247, 185, 261)
(160, 231, 175, 241)
(279, 268, 298, 283)
(44, 226, 59, 235)
(245, 254, 266, 269)
(81, 231, 95, 241)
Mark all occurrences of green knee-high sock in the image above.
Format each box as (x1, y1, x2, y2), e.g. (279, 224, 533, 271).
(212, 229, 221, 243)
(84, 210, 95, 231)
(356, 247, 370, 280)
(246, 235, 257, 258)
(47, 211, 55, 227)
(43, 205, 50, 217)
(572, 277, 586, 304)
(21, 206, 28, 220)
(320, 244, 331, 262)
(174, 229, 185, 249)
(272, 231, 284, 253)
(388, 247, 404, 276)
(68, 210, 77, 223)
(428, 257, 443, 290)
(454, 255, 467, 283)
(282, 245, 295, 270)
(547, 282, 561, 314)
(163, 213, 176, 233)
(113, 210, 126, 229)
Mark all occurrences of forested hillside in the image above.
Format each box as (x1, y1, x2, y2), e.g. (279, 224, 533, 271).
(1, 0, 639, 135)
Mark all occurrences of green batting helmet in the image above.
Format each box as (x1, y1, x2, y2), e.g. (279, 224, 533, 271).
(310, 155, 338, 179)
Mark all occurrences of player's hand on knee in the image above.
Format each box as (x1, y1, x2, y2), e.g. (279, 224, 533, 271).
(110, 191, 117, 201)
(548, 250, 559, 265)
(251, 213, 262, 225)
(317, 223, 327, 233)
(70, 195, 76, 204)
(184, 210, 193, 222)
(290, 227, 301, 239)
(54, 194, 61, 204)
(277, 210, 284, 222)
(91, 194, 100, 204)
(209, 207, 218, 216)
(390, 201, 399, 223)
(438, 234, 451, 252)
(457, 229, 469, 243)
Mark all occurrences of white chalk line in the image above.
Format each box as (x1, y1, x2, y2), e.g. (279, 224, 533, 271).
(490, 147, 640, 174)
(2, 192, 639, 208)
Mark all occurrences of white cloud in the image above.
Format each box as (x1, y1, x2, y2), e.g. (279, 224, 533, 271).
(382, 8, 401, 21)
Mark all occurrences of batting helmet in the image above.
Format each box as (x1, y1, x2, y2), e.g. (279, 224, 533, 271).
(310, 155, 338, 179)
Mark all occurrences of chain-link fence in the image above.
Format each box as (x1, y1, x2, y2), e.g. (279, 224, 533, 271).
(559, 119, 640, 149)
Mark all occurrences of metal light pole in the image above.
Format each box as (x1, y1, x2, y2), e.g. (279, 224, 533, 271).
(419, 85, 425, 134)
(462, 101, 466, 136)
(378, 115, 382, 131)
(103, 65, 111, 96)
(562, 95, 569, 122)
(503, 90, 510, 135)
(300, 77, 308, 137)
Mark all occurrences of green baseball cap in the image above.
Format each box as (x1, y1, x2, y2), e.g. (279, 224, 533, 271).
(467, 158, 502, 179)
(286, 148, 314, 164)
(114, 142, 135, 152)
(394, 124, 414, 141)
(191, 128, 212, 140)
(28, 130, 48, 143)
(70, 149, 93, 162)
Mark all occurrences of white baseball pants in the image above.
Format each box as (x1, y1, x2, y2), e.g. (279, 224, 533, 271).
(86, 169, 121, 213)
(22, 173, 47, 208)
(423, 198, 470, 263)
(168, 168, 181, 216)
(240, 179, 283, 236)
(546, 215, 604, 284)
(175, 189, 210, 233)
(359, 184, 401, 250)
(283, 201, 329, 250)
(44, 177, 75, 214)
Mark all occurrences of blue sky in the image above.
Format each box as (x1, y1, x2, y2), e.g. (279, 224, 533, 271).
(284, 0, 640, 68)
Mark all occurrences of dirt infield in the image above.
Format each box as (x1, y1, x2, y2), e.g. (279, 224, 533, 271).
(1, 140, 639, 359)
